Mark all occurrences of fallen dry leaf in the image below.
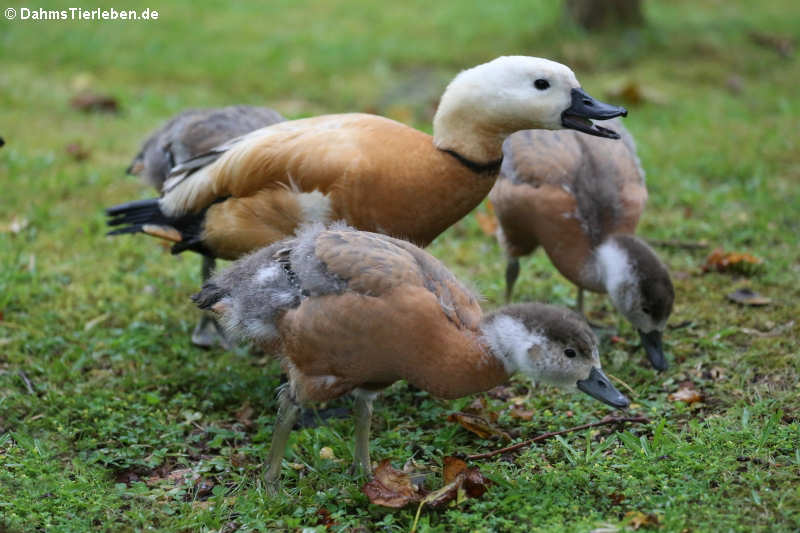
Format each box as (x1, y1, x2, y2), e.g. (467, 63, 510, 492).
(364, 457, 490, 510)
(750, 31, 795, 58)
(65, 142, 90, 161)
(442, 456, 469, 484)
(147, 467, 194, 487)
(70, 91, 119, 113)
(447, 412, 511, 441)
(420, 456, 491, 509)
(727, 288, 771, 306)
(235, 402, 254, 429)
(316, 507, 336, 529)
(606, 80, 668, 106)
(195, 478, 215, 497)
(668, 387, 703, 405)
(510, 406, 535, 420)
(702, 248, 763, 276)
(624, 510, 661, 530)
(726, 75, 745, 95)
(609, 492, 626, 505)
(362, 459, 423, 508)
(443, 457, 489, 498)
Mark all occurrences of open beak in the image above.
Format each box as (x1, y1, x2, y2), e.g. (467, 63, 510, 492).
(639, 329, 667, 371)
(561, 88, 627, 139)
(577, 367, 630, 409)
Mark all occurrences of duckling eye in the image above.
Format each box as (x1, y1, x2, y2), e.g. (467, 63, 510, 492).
(564, 348, 577, 358)
(534, 79, 550, 91)
(642, 306, 651, 315)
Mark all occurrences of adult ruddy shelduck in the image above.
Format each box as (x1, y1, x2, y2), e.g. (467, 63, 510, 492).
(193, 223, 629, 492)
(125, 105, 285, 347)
(489, 119, 674, 370)
(106, 56, 627, 261)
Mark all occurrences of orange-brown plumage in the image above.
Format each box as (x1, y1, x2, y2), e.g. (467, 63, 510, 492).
(108, 57, 628, 264)
(193, 224, 629, 490)
(164, 114, 496, 253)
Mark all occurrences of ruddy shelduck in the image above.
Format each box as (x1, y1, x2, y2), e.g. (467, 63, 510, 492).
(489, 119, 674, 370)
(192, 223, 629, 492)
(107, 56, 627, 263)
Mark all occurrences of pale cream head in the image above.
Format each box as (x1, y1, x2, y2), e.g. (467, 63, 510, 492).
(433, 56, 582, 161)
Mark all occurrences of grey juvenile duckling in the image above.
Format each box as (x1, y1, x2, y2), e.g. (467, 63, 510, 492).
(123, 105, 285, 348)
(193, 223, 629, 492)
(489, 119, 674, 370)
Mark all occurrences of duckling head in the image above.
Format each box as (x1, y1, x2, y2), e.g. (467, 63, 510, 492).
(434, 56, 627, 160)
(482, 303, 629, 408)
(595, 235, 675, 371)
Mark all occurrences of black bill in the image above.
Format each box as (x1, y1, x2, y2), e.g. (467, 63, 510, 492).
(561, 88, 628, 139)
(577, 367, 630, 409)
(639, 329, 667, 371)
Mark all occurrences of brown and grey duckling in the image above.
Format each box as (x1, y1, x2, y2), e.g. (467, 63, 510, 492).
(192, 223, 629, 492)
(489, 119, 674, 370)
(124, 105, 285, 347)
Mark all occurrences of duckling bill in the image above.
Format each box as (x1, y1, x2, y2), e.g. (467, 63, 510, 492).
(193, 224, 628, 492)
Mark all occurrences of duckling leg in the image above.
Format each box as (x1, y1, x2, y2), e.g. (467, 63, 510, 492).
(505, 257, 521, 303)
(349, 389, 377, 477)
(191, 256, 233, 350)
(264, 385, 301, 495)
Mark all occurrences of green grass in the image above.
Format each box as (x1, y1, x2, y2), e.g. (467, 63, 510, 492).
(1, 0, 799, 531)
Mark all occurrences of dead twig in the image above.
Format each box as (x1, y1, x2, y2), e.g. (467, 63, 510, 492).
(467, 415, 650, 460)
(648, 239, 708, 250)
(18, 370, 36, 395)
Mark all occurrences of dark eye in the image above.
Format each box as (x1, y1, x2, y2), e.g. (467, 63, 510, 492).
(642, 306, 651, 315)
(534, 79, 550, 90)
(564, 348, 577, 358)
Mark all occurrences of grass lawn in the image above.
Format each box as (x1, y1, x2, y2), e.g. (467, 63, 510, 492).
(1, 0, 798, 531)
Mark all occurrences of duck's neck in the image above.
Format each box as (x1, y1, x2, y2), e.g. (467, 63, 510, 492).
(433, 115, 507, 164)
(432, 91, 511, 165)
(587, 236, 634, 300)
(479, 313, 545, 378)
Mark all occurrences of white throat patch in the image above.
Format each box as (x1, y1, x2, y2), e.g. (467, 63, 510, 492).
(481, 315, 545, 374)
(595, 240, 635, 304)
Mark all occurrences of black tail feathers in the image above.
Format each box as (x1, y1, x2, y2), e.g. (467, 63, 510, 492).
(105, 197, 210, 256)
